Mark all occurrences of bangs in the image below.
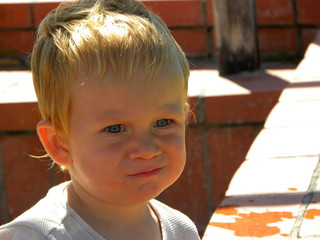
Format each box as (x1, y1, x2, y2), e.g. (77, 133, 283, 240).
(63, 12, 189, 85)
(31, 0, 189, 138)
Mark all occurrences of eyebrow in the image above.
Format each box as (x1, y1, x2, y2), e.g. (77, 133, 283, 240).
(95, 102, 184, 122)
(159, 102, 184, 113)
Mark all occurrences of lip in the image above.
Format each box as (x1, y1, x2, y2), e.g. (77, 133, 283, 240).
(129, 168, 162, 178)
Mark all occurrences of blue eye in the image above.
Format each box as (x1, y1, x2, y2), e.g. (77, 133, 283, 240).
(105, 124, 124, 134)
(154, 119, 171, 128)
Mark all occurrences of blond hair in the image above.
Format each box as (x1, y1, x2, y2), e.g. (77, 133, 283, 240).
(31, 0, 189, 138)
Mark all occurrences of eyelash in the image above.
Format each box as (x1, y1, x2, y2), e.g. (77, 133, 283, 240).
(105, 124, 125, 134)
(153, 119, 172, 128)
(104, 119, 173, 135)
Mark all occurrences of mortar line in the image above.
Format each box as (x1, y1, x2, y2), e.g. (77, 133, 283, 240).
(200, 0, 207, 26)
(49, 163, 56, 187)
(200, 0, 212, 57)
(28, 3, 36, 29)
(290, 153, 320, 239)
(197, 97, 215, 215)
(290, 0, 303, 58)
(0, 141, 9, 224)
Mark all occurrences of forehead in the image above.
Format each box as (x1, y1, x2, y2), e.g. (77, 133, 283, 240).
(75, 60, 184, 94)
(78, 58, 186, 88)
(70, 64, 186, 123)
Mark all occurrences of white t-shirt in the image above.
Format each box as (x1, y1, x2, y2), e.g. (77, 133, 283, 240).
(0, 182, 200, 240)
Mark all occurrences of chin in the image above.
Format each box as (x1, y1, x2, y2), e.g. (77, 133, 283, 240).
(132, 183, 168, 203)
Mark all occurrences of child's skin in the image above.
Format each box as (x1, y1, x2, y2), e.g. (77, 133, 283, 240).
(36, 61, 187, 239)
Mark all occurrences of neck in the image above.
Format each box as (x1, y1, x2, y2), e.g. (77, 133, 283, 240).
(65, 182, 162, 240)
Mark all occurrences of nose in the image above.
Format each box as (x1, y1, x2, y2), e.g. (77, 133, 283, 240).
(127, 133, 161, 160)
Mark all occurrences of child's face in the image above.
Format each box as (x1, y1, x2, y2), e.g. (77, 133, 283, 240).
(64, 66, 187, 206)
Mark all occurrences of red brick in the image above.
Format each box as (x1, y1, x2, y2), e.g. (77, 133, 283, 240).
(0, 4, 32, 28)
(159, 128, 210, 233)
(302, 28, 319, 51)
(0, 103, 40, 132)
(206, 0, 215, 26)
(205, 92, 281, 124)
(33, 2, 61, 26)
(1, 135, 51, 221)
(0, 31, 34, 56)
(210, 28, 216, 53)
(258, 28, 297, 53)
(280, 87, 320, 102)
(297, 0, 320, 25)
(247, 127, 320, 160)
(227, 157, 318, 196)
(207, 126, 260, 206)
(33, 1, 204, 27)
(144, 0, 203, 27)
(256, 0, 294, 25)
(294, 57, 320, 83)
(171, 29, 207, 57)
(265, 101, 320, 128)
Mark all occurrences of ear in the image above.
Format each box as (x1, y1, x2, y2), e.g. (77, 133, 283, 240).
(36, 120, 71, 167)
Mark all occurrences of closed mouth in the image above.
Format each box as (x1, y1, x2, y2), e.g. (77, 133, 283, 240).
(129, 167, 162, 177)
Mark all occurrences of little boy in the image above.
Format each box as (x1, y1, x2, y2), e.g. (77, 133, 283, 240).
(0, 0, 200, 239)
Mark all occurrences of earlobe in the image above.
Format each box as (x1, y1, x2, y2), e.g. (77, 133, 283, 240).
(36, 120, 70, 167)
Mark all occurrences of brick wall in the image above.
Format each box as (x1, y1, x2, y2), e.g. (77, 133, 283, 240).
(0, 95, 273, 234)
(0, 79, 287, 234)
(0, 0, 320, 59)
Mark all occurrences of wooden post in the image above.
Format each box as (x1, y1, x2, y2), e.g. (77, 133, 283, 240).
(213, 0, 260, 75)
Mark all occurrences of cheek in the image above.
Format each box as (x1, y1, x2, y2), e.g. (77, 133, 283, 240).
(68, 141, 117, 183)
(164, 129, 186, 152)
(163, 134, 186, 170)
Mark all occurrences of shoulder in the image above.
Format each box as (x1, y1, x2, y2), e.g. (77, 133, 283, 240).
(0, 182, 71, 239)
(0, 221, 71, 240)
(150, 199, 200, 240)
(0, 225, 46, 240)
